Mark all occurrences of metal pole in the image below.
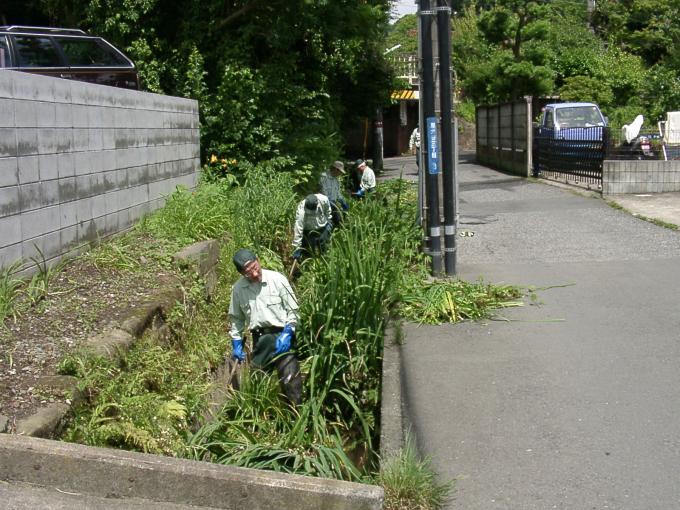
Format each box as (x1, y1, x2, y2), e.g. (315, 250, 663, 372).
(373, 107, 384, 170)
(416, 2, 425, 228)
(419, 0, 442, 276)
(437, 0, 456, 276)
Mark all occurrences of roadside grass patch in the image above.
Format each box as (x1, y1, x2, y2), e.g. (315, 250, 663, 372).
(377, 435, 453, 510)
(606, 199, 679, 230)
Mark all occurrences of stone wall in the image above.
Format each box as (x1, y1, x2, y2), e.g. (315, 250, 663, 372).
(0, 70, 199, 269)
(603, 160, 680, 194)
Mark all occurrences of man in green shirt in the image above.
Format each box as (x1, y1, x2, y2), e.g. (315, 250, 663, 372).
(228, 248, 302, 405)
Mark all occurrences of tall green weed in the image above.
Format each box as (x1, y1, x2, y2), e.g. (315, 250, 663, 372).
(0, 261, 23, 322)
(140, 183, 232, 246)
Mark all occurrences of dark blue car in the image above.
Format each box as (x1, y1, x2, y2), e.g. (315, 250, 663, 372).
(533, 102, 608, 177)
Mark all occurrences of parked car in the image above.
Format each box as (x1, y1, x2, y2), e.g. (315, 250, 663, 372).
(536, 102, 607, 141)
(533, 102, 609, 177)
(0, 25, 138, 89)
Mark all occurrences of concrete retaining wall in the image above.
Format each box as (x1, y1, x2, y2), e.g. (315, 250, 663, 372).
(603, 160, 680, 194)
(0, 70, 199, 269)
(476, 98, 532, 177)
(0, 435, 384, 509)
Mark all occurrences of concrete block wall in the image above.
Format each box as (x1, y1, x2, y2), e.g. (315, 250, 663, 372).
(602, 160, 680, 194)
(0, 70, 199, 269)
(476, 99, 532, 177)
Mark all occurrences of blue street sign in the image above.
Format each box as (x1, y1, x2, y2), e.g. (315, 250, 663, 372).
(427, 116, 439, 175)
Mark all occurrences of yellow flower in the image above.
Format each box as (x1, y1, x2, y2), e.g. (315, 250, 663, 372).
(210, 154, 217, 164)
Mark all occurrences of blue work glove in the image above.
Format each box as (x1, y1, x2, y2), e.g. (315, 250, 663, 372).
(292, 249, 302, 260)
(339, 198, 349, 211)
(356, 188, 365, 198)
(231, 338, 246, 362)
(275, 324, 295, 354)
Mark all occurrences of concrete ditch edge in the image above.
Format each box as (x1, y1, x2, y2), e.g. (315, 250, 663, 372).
(380, 322, 406, 460)
(0, 434, 384, 509)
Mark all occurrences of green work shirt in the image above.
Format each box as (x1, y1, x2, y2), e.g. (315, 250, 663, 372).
(228, 269, 298, 340)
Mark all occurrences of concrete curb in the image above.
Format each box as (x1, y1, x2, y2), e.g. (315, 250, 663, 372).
(0, 434, 384, 509)
(380, 322, 406, 460)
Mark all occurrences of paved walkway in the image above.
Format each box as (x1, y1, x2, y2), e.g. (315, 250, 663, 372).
(383, 154, 680, 510)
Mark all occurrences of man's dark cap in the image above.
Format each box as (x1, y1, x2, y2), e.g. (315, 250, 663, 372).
(233, 248, 257, 272)
(355, 158, 365, 167)
(304, 194, 318, 210)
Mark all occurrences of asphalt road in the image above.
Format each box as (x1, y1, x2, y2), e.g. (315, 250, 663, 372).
(387, 155, 680, 509)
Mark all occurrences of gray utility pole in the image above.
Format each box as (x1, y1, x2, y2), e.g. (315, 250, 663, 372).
(437, 0, 457, 276)
(419, 0, 443, 276)
(373, 107, 384, 171)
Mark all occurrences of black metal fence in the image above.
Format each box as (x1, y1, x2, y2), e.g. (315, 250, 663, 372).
(606, 128, 665, 161)
(532, 125, 675, 187)
(533, 126, 609, 186)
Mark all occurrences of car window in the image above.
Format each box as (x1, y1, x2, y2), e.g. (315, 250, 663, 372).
(12, 36, 63, 67)
(56, 37, 129, 67)
(545, 111, 554, 128)
(556, 106, 603, 127)
(0, 36, 11, 67)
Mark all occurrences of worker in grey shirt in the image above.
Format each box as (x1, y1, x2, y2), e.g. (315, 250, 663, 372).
(229, 248, 302, 405)
(353, 159, 376, 197)
(292, 193, 333, 260)
(319, 160, 349, 225)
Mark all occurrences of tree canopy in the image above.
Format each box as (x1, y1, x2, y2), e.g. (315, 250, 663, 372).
(2, 0, 395, 174)
(387, 0, 680, 127)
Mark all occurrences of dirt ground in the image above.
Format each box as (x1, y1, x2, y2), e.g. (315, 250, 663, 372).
(0, 239, 178, 425)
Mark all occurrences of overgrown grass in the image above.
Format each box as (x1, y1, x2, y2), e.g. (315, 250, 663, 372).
(186, 183, 420, 479)
(377, 434, 453, 510)
(62, 276, 229, 455)
(25, 246, 62, 306)
(56, 164, 524, 502)
(0, 247, 66, 323)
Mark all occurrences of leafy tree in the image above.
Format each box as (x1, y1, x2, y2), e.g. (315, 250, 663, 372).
(592, 0, 680, 67)
(558, 76, 613, 107)
(385, 14, 418, 55)
(453, 0, 554, 102)
(4, 0, 395, 177)
(639, 65, 680, 123)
